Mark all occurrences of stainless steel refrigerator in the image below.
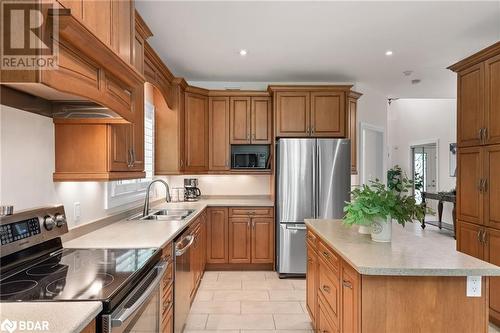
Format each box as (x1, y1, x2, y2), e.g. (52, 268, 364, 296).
(276, 138, 351, 276)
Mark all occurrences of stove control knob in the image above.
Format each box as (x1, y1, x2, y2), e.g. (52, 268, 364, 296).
(54, 214, 66, 228)
(44, 215, 55, 231)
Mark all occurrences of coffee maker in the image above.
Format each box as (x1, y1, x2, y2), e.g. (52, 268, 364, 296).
(184, 178, 201, 201)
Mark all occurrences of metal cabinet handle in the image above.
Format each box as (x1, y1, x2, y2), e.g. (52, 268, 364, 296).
(479, 128, 484, 141)
(483, 179, 488, 193)
(481, 230, 488, 244)
(311, 126, 315, 134)
(484, 128, 488, 142)
(322, 285, 331, 293)
(478, 179, 485, 192)
(342, 280, 353, 289)
(477, 230, 482, 243)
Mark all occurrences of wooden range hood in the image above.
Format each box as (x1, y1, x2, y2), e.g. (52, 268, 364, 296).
(1, 8, 145, 122)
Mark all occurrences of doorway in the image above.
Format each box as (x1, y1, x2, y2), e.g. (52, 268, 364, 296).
(411, 142, 438, 203)
(360, 123, 385, 185)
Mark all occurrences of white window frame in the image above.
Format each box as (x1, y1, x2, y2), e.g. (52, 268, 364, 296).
(105, 99, 155, 210)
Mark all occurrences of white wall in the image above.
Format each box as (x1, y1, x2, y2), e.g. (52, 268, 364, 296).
(388, 99, 457, 223)
(166, 175, 271, 196)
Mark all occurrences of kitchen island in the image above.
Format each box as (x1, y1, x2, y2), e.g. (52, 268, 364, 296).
(305, 219, 500, 333)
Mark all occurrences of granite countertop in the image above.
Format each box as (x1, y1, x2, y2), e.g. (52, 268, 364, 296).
(64, 196, 274, 249)
(0, 302, 102, 333)
(305, 219, 500, 276)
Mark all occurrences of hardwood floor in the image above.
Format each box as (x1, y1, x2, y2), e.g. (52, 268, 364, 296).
(185, 271, 312, 332)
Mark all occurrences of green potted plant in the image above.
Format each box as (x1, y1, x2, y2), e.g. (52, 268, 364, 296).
(343, 166, 425, 242)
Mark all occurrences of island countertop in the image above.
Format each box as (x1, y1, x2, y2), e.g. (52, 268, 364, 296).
(305, 219, 500, 276)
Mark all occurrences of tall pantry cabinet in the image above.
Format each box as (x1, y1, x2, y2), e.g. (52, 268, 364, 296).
(450, 41, 500, 327)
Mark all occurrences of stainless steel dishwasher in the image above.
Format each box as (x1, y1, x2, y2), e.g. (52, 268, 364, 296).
(174, 229, 195, 333)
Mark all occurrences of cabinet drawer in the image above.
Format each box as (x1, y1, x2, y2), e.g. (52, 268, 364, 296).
(229, 207, 273, 217)
(306, 229, 317, 249)
(318, 241, 339, 273)
(162, 260, 174, 291)
(318, 261, 340, 327)
(162, 242, 173, 260)
(318, 295, 339, 333)
(162, 283, 173, 315)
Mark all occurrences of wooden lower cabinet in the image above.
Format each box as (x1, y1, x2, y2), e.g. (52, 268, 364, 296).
(207, 208, 229, 263)
(486, 228, 500, 325)
(161, 242, 174, 333)
(207, 207, 274, 268)
(308, 227, 490, 333)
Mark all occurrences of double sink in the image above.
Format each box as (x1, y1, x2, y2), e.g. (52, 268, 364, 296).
(129, 209, 195, 221)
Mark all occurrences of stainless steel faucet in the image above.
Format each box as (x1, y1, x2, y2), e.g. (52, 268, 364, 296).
(143, 179, 171, 217)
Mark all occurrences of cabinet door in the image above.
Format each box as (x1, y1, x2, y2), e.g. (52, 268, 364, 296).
(230, 97, 251, 144)
(133, 31, 145, 74)
(485, 145, 500, 229)
(306, 243, 318, 326)
(185, 93, 209, 172)
(457, 147, 483, 225)
(251, 217, 274, 263)
(109, 124, 131, 171)
(251, 97, 272, 144)
(347, 97, 358, 174)
(318, 261, 340, 328)
(310, 91, 345, 137)
(110, 0, 133, 63)
(207, 208, 228, 263)
(82, 0, 112, 46)
(484, 228, 500, 323)
(317, 297, 338, 333)
(129, 88, 145, 171)
(201, 212, 207, 271)
(229, 217, 251, 264)
(190, 228, 201, 297)
(341, 263, 360, 333)
(457, 220, 484, 259)
(457, 63, 484, 147)
(485, 54, 500, 145)
(209, 97, 230, 170)
(275, 92, 310, 137)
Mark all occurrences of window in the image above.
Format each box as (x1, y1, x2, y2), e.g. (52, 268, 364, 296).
(105, 99, 155, 209)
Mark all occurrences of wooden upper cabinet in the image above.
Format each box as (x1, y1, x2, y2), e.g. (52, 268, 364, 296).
(457, 221, 484, 259)
(228, 217, 252, 263)
(251, 217, 274, 263)
(230, 97, 252, 144)
(251, 97, 272, 144)
(457, 63, 484, 147)
(485, 145, 500, 229)
(310, 91, 345, 137)
(485, 54, 500, 145)
(457, 147, 483, 225)
(348, 95, 359, 174)
(275, 92, 310, 137)
(109, 123, 131, 172)
(209, 97, 230, 170)
(185, 93, 209, 172)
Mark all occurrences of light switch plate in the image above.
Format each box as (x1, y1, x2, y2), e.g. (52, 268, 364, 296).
(466, 276, 481, 297)
(74, 202, 81, 223)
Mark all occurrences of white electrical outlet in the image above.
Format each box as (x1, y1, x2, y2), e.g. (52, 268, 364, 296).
(74, 202, 81, 223)
(466, 276, 482, 297)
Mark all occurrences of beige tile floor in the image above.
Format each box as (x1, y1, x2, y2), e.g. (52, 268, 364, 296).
(186, 270, 500, 333)
(185, 271, 312, 333)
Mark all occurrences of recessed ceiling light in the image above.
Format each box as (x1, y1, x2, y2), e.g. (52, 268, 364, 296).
(239, 49, 248, 56)
(385, 50, 393, 56)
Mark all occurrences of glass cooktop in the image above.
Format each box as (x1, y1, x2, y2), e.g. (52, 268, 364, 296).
(0, 248, 157, 304)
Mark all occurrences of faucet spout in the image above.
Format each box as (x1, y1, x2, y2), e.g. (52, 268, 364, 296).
(143, 179, 171, 217)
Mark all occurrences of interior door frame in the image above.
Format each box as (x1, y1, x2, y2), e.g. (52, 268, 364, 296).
(408, 138, 440, 194)
(359, 122, 386, 185)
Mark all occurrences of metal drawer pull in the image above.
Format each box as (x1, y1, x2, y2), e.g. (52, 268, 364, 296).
(342, 280, 353, 289)
(322, 285, 331, 293)
(322, 251, 330, 259)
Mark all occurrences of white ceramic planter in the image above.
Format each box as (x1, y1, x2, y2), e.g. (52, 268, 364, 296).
(358, 225, 371, 234)
(371, 216, 392, 242)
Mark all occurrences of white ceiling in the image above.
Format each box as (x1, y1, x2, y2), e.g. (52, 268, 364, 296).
(136, 1, 500, 98)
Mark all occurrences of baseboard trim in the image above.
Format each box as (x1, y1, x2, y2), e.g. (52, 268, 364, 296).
(205, 263, 274, 271)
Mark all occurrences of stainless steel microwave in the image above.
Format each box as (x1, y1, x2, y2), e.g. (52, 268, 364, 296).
(231, 145, 270, 169)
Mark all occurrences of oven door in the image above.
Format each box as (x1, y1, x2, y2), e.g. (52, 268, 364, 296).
(102, 259, 168, 333)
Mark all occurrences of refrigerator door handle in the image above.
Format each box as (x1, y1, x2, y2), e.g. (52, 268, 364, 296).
(312, 139, 317, 219)
(315, 141, 320, 219)
(286, 224, 307, 230)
